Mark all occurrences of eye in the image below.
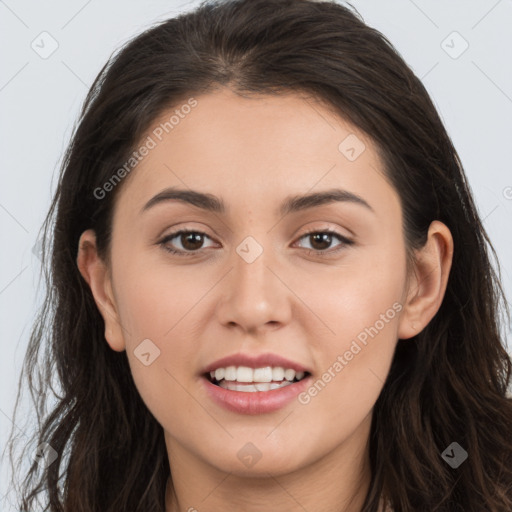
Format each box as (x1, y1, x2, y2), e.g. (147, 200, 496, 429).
(158, 228, 354, 257)
(294, 228, 354, 257)
(159, 230, 217, 256)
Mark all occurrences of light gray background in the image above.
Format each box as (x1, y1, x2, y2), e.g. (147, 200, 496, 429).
(1, 0, 511, 508)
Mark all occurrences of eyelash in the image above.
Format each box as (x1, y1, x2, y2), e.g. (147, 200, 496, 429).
(158, 227, 354, 258)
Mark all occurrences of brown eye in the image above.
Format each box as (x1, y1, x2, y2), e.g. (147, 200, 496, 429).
(159, 228, 353, 258)
(308, 232, 334, 251)
(159, 230, 216, 255)
(295, 229, 353, 256)
(179, 232, 205, 251)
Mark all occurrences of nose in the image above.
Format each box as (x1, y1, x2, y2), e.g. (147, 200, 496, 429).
(216, 236, 293, 335)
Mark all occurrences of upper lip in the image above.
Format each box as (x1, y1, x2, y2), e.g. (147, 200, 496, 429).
(202, 352, 311, 375)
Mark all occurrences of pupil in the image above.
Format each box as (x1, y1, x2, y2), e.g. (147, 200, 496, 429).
(311, 233, 331, 250)
(182, 233, 203, 250)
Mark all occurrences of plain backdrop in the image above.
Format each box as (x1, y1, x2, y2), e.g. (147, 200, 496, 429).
(1, 0, 511, 508)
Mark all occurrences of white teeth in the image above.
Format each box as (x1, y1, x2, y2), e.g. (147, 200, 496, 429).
(253, 367, 273, 382)
(209, 365, 308, 385)
(236, 366, 254, 382)
(272, 367, 285, 381)
(284, 369, 296, 381)
(219, 380, 293, 392)
(224, 365, 237, 381)
(254, 382, 271, 392)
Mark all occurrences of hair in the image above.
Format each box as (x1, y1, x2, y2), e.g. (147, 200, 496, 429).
(6, 0, 512, 510)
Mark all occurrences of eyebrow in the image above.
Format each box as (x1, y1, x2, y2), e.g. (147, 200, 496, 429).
(140, 187, 374, 216)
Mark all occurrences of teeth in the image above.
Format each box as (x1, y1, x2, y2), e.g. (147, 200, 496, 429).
(272, 367, 285, 381)
(208, 365, 307, 384)
(253, 367, 272, 382)
(236, 366, 254, 382)
(225, 365, 237, 380)
(284, 369, 296, 381)
(219, 380, 293, 392)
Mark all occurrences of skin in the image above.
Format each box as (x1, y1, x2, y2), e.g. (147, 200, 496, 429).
(77, 87, 453, 512)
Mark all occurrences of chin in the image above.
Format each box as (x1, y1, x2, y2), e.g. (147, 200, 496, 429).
(200, 439, 314, 477)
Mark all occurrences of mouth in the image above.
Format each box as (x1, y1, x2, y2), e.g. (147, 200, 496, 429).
(202, 365, 313, 414)
(200, 353, 313, 414)
(204, 366, 311, 393)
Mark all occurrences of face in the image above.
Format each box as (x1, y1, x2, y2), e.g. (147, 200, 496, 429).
(86, 88, 414, 478)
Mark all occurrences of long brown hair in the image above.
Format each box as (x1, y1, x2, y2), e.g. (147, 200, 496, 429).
(6, 0, 512, 510)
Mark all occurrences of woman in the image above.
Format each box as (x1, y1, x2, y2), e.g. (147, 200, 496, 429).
(7, 0, 512, 510)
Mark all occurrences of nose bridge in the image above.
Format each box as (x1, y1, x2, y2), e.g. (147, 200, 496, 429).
(232, 233, 275, 304)
(235, 235, 266, 267)
(217, 232, 291, 331)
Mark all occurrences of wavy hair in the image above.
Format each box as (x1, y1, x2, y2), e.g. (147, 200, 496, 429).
(6, 0, 512, 510)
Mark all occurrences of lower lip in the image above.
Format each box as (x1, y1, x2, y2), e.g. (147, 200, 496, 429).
(202, 375, 312, 415)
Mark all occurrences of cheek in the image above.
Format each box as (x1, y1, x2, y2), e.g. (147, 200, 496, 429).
(297, 245, 405, 415)
(111, 258, 215, 423)
(296, 301, 401, 449)
(113, 252, 215, 345)
(306, 243, 406, 346)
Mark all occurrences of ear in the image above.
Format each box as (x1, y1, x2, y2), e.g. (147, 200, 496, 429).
(398, 220, 454, 339)
(76, 229, 126, 352)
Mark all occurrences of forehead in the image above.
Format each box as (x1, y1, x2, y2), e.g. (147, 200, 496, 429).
(113, 88, 400, 222)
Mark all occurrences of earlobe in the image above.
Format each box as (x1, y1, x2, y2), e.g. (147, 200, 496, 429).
(76, 229, 126, 352)
(398, 220, 454, 340)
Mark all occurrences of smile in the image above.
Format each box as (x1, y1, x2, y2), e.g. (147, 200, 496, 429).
(207, 365, 308, 392)
(202, 369, 312, 415)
